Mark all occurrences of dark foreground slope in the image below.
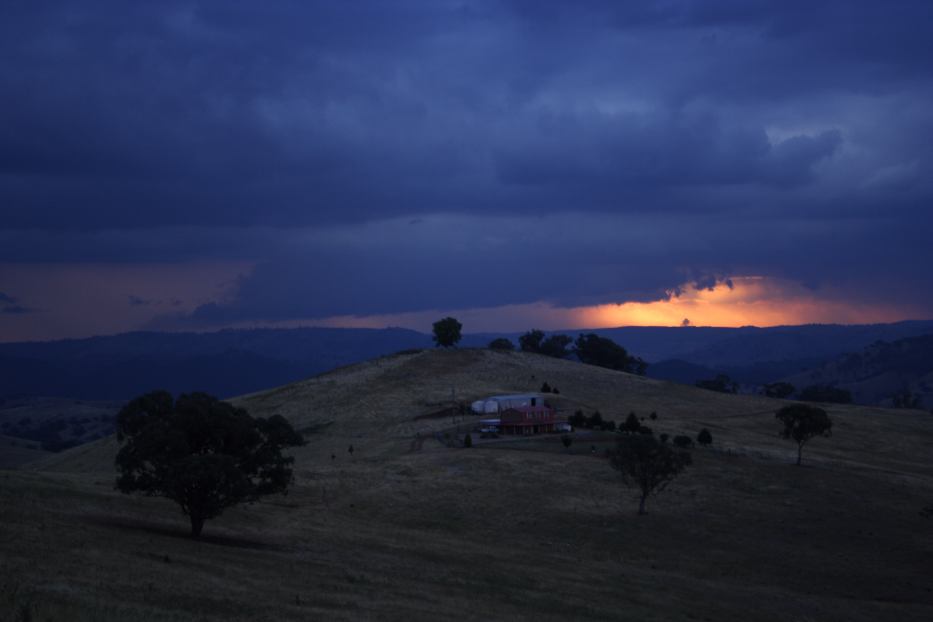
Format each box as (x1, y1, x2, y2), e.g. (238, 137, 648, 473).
(2, 349, 932, 621)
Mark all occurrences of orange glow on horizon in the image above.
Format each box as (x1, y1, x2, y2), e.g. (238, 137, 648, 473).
(300, 276, 917, 332)
(576, 276, 911, 329)
(0, 268, 922, 342)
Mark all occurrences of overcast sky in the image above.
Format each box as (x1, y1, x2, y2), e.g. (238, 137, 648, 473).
(2, 1, 932, 341)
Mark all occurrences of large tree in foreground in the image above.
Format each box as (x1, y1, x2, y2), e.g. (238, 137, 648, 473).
(115, 391, 304, 537)
(607, 433, 691, 514)
(432, 316, 463, 348)
(775, 403, 832, 466)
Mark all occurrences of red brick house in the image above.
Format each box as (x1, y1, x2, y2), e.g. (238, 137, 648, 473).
(498, 404, 559, 435)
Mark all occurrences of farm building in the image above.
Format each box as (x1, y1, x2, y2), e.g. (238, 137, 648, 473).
(473, 393, 566, 435)
(498, 404, 560, 435)
(471, 393, 542, 415)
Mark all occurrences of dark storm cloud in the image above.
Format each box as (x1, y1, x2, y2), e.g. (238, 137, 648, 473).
(128, 295, 154, 307)
(2, 0, 933, 324)
(0, 291, 36, 314)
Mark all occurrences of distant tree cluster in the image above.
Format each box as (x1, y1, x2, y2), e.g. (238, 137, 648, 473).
(539, 382, 560, 394)
(573, 333, 648, 375)
(620, 412, 652, 435)
(514, 330, 648, 375)
(799, 385, 852, 404)
(568, 409, 621, 431)
(695, 374, 738, 394)
(519, 330, 574, 358)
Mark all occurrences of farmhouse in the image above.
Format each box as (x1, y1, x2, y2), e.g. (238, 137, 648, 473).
(473, 393, 565, 435)
(498, 403, 560, 435)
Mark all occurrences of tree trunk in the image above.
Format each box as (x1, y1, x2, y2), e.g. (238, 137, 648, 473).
(190, 513, 205, 538)
(796, 443, 803, 466)
(638, 494, 647, 515)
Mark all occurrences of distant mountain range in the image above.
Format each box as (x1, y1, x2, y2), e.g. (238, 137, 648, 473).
(2, 321, 933, 402)
(780, 334, 933, 409)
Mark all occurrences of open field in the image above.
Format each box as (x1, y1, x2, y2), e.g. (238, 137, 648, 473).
(2, 349, 933, 620)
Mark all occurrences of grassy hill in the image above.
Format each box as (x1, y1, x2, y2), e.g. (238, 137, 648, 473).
(3, 349, 933, 620)
(0, 397, 119, 456)
(0, 434, 50, 469)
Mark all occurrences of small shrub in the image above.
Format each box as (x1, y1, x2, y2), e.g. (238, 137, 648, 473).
(697, 428, 713, 447)
(540, 382, 552, 393)
(672, 435, 694, 449)
(561, 434, 573, 449)
(464, 433, 473, 448)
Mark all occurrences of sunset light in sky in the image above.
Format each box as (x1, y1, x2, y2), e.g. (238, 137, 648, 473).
(275, 276, 914, 334)
(0, 263, 921, 342)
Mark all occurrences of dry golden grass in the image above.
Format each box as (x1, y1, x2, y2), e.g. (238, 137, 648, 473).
(3, 349, 933, 620)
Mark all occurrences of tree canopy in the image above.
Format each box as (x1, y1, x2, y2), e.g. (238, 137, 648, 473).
(775, 403, 833, 466)
(573, 333, 647, 375)
(488, 337, 515, 351)
(519, 329, 545, 353)
(432, 317, 463, 348)
(607, 432, 692, 514)
(540, 334, 573, 358)
(115, 391, 304, 537)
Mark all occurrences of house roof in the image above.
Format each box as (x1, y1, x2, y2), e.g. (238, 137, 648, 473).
(510, 405, 553, 413)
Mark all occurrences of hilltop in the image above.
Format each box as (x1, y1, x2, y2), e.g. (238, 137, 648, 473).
(5, 320, 933, 401)
(3, 348, 933, 620)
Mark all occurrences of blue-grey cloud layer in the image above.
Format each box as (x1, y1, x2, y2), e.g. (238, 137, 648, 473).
(2, 1, 932, 322)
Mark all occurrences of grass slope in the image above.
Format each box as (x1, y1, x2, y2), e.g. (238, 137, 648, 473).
(0, 434, 50, 469)
(3, 349, 933, 621)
